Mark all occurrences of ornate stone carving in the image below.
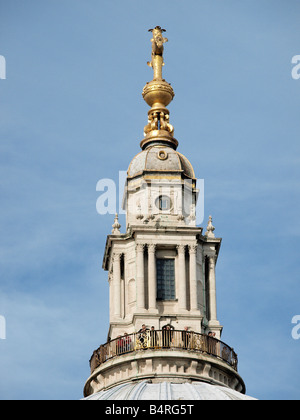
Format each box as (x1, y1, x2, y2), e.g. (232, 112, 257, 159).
(136, 201, 144, 220)
(177, 214, 185, 222)
(188, 244, 198, 254)
(112, 252, 122, 263)
(188, 204, 196, 224)
(148, 243, 156, 253)
(135, 243, 145, 253)
(209, 255, 217, 268)
(148, 204, 155, 221)
(176, 244, 186, 254)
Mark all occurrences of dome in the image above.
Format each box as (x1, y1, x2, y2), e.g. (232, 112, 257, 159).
(83, 380, 256, 401)
(127, 145, 195, 180)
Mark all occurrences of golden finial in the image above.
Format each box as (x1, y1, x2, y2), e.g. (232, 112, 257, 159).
(141, 27, 177, 151)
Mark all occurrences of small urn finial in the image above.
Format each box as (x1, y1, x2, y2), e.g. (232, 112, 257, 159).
(112, 214, 121, 235)
(205, 216, 216, 239)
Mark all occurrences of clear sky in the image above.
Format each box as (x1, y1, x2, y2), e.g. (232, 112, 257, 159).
(0, 0, 300, 400)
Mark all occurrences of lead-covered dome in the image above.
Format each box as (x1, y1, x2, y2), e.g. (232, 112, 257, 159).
(127, 145, 195, 180)
(84, 380, 256, 401)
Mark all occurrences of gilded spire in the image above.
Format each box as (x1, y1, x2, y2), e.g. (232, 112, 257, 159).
(141, 27, 177, 151)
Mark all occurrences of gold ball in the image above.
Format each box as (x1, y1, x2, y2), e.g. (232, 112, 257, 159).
(142, 81, 175, 107)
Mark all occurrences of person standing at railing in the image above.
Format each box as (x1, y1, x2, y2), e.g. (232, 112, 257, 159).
(150, 326, 158, 348)
(231, 352, 238, 370)
(138, 324, 149, 349)
(99, 344, 107, 363)
(123, 333, 132, 353)
(116, 335, 124, 355)
(207, 331, 217, 356)
(182, 326, 191, 349)
(221, 344, 230, 362)
(162, 325, 173, 348)
(138, 324, 148, 334)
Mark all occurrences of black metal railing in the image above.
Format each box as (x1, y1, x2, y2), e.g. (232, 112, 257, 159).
(90, 330, 238, 373)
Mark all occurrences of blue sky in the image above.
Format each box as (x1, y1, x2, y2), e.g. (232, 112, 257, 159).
(0, 0, 300, 400)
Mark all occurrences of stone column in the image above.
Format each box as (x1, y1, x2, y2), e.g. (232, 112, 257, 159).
(148, 244, 157, 311)
(189, 244, 198, 312)
(177, 245, 187, 311)
(136, 243, 145, 310)
(208, 255, 218, 322)
(113, 252, 121, 319)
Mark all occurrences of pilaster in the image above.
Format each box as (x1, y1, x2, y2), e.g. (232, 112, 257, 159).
(177, 245, 187, 311)
(148, 244, 158, 313)
(136, 243, 146, 311)
(189, 244, 199, 312)
(112, 252, 122, 319)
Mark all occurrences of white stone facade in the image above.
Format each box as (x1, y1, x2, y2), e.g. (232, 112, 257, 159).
(102, 143, 223, 341)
